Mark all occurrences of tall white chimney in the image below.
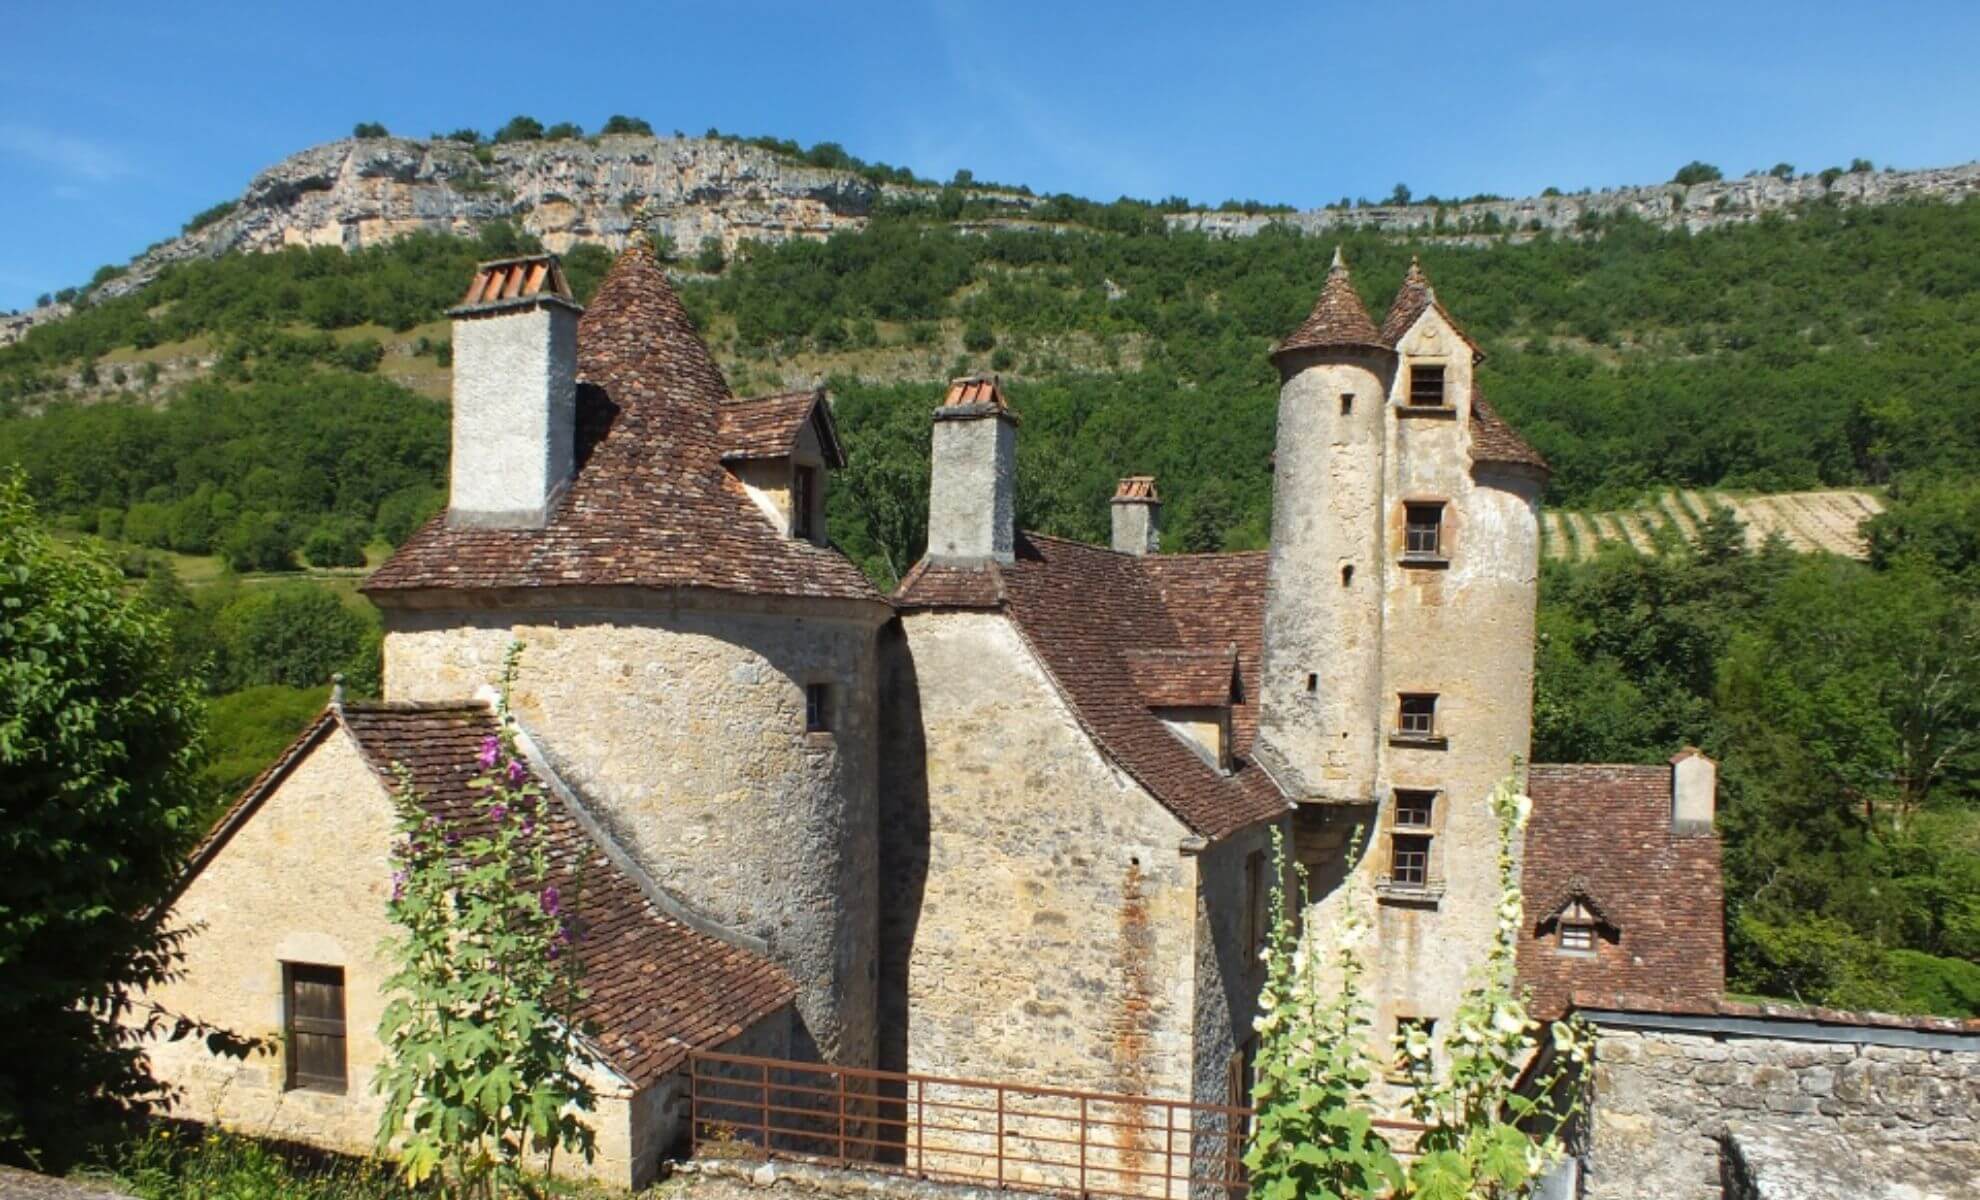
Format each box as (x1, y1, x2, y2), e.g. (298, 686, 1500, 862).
(1111, 476, 1160, 555)
(927, 375, 1018, 564)
(447, 256, 582, 528)
(1670, 747, 1717, 835)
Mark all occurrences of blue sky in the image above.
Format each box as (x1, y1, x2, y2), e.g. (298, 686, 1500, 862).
(3, 0, 1975, 311)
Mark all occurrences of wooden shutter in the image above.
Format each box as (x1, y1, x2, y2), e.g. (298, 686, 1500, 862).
(285, 963, 347, 1093)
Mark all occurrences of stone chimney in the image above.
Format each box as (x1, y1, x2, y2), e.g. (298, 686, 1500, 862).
(1111, 476, 1160, 555)
(1670, 747, 1717, 835)
(927, 375, 1018, 564)
(446, 256, 582, 528)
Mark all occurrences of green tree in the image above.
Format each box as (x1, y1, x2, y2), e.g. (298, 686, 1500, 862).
(353, 122, 390, 139)
(493, 115, 545, 144)
(209, 583, 373, 693)
(598, 114, 653, 136)
(1673, 161, 1723, 185)
(0, 474, 209, 1165)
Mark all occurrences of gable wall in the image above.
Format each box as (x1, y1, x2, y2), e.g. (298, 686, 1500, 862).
(134, 729, 644, 1184)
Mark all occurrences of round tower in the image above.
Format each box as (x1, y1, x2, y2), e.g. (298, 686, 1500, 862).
(1256, 248, 1396, 803)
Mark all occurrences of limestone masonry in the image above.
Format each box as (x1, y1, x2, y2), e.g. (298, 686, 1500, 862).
(135, 242, 1977, 1195)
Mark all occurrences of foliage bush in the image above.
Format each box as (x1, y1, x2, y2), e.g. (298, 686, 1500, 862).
(0, 475, 207, 1167)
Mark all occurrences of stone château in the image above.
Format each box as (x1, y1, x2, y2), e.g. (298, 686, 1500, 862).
(135, 244, 1975, 1195)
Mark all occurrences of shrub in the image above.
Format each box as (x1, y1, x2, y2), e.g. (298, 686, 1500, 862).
(599, 114, 653, 136)
(962, 320, 995, 352)
(181, 200, 238, 234)
(375, 486, 444, 545)
(302, 519, 369, 568)
(334, 337, 384, 373)
(542, 121, 582, 141)
(694, 238, 726, 274)
(1673, 161, 1724, 185)
(218, 511, 295, 573)
(352, 122, 389, 139)
(493, 115, 545, 144)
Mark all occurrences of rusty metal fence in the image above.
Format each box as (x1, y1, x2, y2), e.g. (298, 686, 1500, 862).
(688, 1050, 1424, 1200)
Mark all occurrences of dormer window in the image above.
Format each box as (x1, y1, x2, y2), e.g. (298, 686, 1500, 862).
(1408, 363, 1447, 408)
(793, 465, 818, 540)
(1559, 923, 1595, 953)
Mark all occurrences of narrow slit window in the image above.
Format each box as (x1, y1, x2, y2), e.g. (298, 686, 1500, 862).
(1404, 503, 1444, 558)
(1409, 364, 1446, 407)
(1398, 694, 1437, 738)
(792, 466, 818, 539)
(284, 963, 347, 1093)
(1340, 393, 1354, 415)
(805, 683, 831, 733)
(1305, 673, 1319, 693)
(1341, 564, 1354, 586)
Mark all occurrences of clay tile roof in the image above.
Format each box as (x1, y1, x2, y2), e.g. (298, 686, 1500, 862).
(718, 388, 845, 468)
(1469, 386, 1549, 473)
(898, 535, 1286, 839)
(1379, 256, 1483, 361)
(1113, 476, 1160, 502)
(1518, 763, 1725, 1019)
(177, 703, 796, 1087)
(366, 244, 881, 605)
(1125, 647, 1238, 708)
(942, 374, 1010, 411)
(1272, 247, 1387, 359)
(452, 255, 577, 314)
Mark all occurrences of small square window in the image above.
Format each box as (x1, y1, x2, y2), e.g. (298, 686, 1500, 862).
(1398, 694, 1437, 738)
(1390, 834, 1431, 887)
(1394, 790, 1435, 829)
(284, 962, 347, 1093)
(1409, 364, 1446, 407)
(804, 683, 831, 733)
(1404, 503, 1444, 558)
(1560, 923, 1595, 953)
(1394, 1016, 1435, 1072)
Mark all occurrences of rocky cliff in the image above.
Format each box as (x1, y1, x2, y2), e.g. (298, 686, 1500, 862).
(6, 134, 1980, 347)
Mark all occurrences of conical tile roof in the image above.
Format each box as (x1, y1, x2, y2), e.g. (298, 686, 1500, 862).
(1380, 256, 1483, 360)
(1272, 247, 1386, 359)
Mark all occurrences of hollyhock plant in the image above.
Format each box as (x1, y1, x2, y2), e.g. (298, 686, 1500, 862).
(377, 643, 596, 1195)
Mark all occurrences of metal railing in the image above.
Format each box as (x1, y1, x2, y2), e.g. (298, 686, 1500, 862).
(688, 1050, 1425, 1200)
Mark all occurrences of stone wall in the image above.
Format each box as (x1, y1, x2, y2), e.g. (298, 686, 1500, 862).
(133, 728, 650, 1188)
(448, 301, 577, 528)
(878, 610, 1201, 1101)
(380, 599, 885, 1070)
(1582, 1020, 1979, 1200)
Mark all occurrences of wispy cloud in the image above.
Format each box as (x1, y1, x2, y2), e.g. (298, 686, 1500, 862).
(0, 122, 131, 182)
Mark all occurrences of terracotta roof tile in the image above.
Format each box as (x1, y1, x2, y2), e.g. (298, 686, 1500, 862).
(1113, 476, 1160, 502)
(1519, 763, 1724, 1019)
(366, 245, 880, 605)
(718, 388, 845, 467)
(900, 537, 1285, 839)
(1273, 248, 1386, 359)
(1125, 647, 1238, 708)
(942, 374, 1010, 411)
(1379, 257, 1484, 361)
(181, 703, 795, 1086)
(1469, 386, 1549, 472)
(453, 254, 576, 313)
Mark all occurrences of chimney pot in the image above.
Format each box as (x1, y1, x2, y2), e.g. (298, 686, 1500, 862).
(1670, 747, 1716, 835)
(1111, 476, 1161, 555)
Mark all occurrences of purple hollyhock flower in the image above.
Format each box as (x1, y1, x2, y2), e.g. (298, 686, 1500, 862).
(540, 885, 561, 917)
(477, 736, 500, 769)
(444, 828, 461, 846)
(489, 803, 508, 823)
(390, 869, 407, 901)
(505, 758, 527, 787)
(520, 818, 535, 838)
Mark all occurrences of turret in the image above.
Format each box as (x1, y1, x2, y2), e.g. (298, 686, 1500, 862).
(445, 256, 582, 528)
(1255, 248, 1395, 802)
